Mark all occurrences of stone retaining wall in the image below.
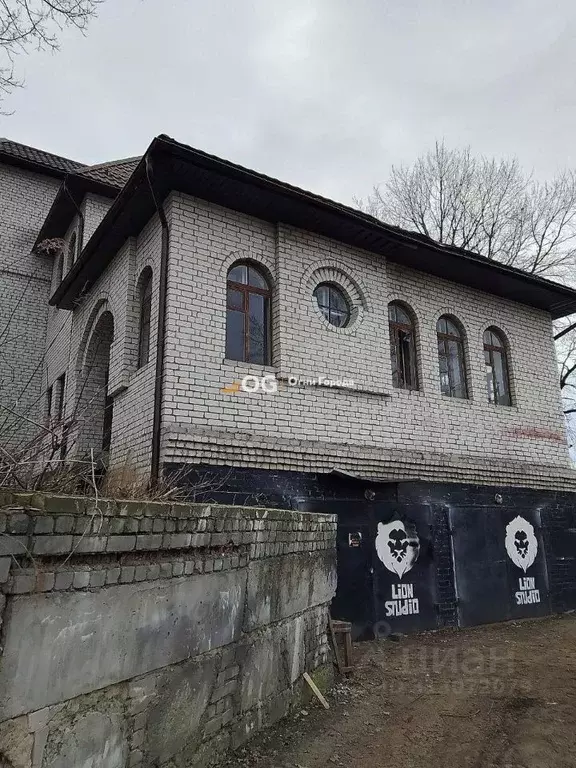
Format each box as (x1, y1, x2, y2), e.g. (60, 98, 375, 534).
(0, 492, 337, 768)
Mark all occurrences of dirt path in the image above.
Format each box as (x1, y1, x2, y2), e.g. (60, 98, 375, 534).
(225, 615, 576, 768)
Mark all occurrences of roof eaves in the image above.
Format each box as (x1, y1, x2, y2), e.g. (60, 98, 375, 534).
(33, 172, 122, 252)
(51, 134, 576, 318)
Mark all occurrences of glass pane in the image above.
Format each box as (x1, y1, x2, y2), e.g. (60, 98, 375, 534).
(493, 349, 510, 405)
(485, 349, 495, 403)
(330, 286, 348, 312)
(226, 309, 245, 361)
(388, 304, 398, 323)
(447, 340, 465, 398)
(248, 266, 268, 289)
(314, 285, 330, 309)
(445, 319, 460, 337)
(142, 277, 152, 302)
(227, 288, 244, 310)
(390, 330, 400, 388)
(399, 330, 414, 388)
(437, 317, 448, 334)
(248, 294, 266, 364)
(493, 329, 505, 348)
(329, 309, 348, 328)
(395, 305, 410, 325)
(228, 264, 248, 284)
(438, 347, 451, 396)
(483, 330, 492, 346)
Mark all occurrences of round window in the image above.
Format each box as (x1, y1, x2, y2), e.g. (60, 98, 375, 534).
(313, 283, 350, 328)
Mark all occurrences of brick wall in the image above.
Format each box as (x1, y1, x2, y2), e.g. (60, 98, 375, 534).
(160, 192, 573, 490)
(0, 491, 336, 768)
(56, 211, 163, 473)
(9, 179, 574, 491)
(0, 163, 60, 448)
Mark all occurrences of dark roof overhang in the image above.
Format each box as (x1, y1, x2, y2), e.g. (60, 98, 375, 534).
(51, 134, 576, 318)
(34, 173, 119, 250)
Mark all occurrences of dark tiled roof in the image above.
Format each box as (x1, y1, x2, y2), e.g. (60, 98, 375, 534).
(52, 134, 576, 319)
(0, 138, 84, 175)
(77, 157, 141, 190)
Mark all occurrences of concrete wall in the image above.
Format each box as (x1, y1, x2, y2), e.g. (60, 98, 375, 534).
(0, 162, 60, 448)
(0, 492, 336, 768)
(160, 192, 573, 491)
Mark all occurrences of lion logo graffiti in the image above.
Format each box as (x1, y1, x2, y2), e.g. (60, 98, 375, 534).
(505, 516, 538, 572)
(375, 519, 420, 579)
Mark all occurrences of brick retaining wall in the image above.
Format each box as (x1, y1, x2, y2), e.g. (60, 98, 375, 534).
(0, 492, 337, 768)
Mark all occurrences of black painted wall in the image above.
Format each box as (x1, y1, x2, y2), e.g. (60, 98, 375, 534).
(165, 463, 576, 632)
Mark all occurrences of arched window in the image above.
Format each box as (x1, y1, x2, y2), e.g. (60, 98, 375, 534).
(437, 316, 468, 399)
(388, 302, 418, 390)
(137, 267, 153, 368)
(484, 328, 511, 405)
(313, 283, 350, 327)
(226, 262, 271, 364)
(65, 232, 77, 274)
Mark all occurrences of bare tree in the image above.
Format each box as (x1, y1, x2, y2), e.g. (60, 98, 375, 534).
(358, 141, 576, 280)
(0, 0, 102, 102)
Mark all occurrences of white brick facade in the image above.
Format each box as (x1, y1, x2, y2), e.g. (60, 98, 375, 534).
(0, 163, 59, 448)
(2, 142, 576, 492)
(160, 193, 574, 490)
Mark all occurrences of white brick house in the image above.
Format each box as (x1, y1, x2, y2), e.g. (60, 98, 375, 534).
(3, 135, 576, 503)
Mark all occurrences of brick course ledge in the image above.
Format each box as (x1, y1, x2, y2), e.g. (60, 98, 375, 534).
(0, 491, 336, 596)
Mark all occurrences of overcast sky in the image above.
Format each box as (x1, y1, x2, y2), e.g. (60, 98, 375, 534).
(2, 0, 576, 204)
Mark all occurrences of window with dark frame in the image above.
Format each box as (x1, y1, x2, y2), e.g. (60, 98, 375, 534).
(226, 262, 271, 364)
(137, 268, 153, 369)
(46, 385, 53, 425)
(313, 283, 350, 327)
(388, 302, 418, 390)
(55, 373, 66, 421)
(437, 316, 468, 399)
(484, 328, 512, 406)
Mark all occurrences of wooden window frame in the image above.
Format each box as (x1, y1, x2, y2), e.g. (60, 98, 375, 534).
(313, 282, 351, 328)
(226, 264, 271, 364)
(484, 329, 512, 406)
(388, 303, 418, 390)
(437, 318, 468, 399)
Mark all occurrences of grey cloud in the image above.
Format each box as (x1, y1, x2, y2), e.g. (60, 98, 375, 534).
(2, 0, 576, 203)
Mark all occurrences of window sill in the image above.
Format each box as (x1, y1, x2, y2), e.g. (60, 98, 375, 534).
(222, 358, 277, 374)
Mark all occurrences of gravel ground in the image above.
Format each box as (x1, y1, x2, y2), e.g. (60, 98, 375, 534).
(223, 614, 576, 768)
